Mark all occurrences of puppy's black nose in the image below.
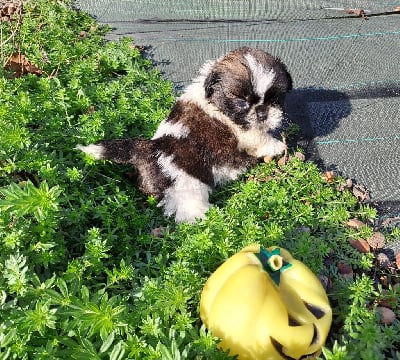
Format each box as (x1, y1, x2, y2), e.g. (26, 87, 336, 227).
(255, 104, 269, 122)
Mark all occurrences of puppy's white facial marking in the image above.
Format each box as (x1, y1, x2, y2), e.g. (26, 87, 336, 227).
(157, 153, 212, 223)
(152, 119, 190, 140)
(75, 144, 105, 159)
(244, 53, 275, 99)
(265, 106, 283, 130)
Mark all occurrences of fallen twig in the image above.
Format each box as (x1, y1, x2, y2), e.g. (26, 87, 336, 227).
(344, 8, 369, 20)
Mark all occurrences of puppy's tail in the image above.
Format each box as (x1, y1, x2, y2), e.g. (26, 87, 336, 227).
(76, 139, 142, 164)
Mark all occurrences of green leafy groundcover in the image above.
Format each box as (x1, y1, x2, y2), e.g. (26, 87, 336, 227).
(0, 1, 399, 359)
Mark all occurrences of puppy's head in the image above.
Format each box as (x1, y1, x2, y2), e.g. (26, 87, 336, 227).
(204, 47, 292, 131)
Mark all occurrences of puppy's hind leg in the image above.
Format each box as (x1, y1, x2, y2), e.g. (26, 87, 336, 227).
(160, 181, 212, 223)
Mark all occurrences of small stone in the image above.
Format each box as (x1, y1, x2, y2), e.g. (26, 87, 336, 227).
(377, 306, 396, 325)
(346, 218, 366, 230)
(367, 232, 386, 249)
(337, 261, 353, 279)
(349, 238, 370, 253)
(376, 252, 390, 268)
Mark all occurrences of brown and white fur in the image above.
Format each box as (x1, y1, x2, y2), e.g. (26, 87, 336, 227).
(76, 47, 292, 223)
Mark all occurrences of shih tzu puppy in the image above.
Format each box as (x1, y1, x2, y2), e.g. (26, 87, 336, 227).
(77, 47, 292, 223)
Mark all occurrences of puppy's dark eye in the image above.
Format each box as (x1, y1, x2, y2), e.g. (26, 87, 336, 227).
(247, 94, 260, 104)
(233, 98, 249, 110)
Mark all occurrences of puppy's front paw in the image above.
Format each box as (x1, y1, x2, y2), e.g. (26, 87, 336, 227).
(256, 138, 286, 158)
(268, 139, 287, 157)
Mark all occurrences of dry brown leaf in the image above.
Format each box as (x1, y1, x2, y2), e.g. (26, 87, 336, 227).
(344, 8, 369, 19)
(0, 1, 22, 22)
(366, 232, 386, 249)
(349, 238, 370, 253)
(352, 183, 370, 202)
(346, 218, 366, 229)
(1, 1, 19, 16)
(277, 155, 289, 166)
(339, 178, 353, 191)
(4, 53, 43, 77)
(323, 171, 335, 183)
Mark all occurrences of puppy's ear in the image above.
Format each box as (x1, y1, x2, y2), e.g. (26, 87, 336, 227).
(204, 71, 220, 98)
